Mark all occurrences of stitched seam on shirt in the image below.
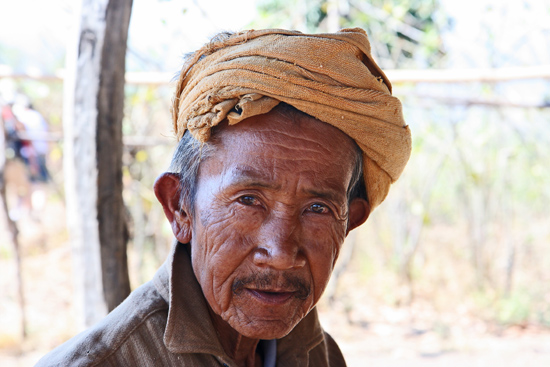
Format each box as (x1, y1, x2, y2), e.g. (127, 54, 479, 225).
(89, 306, 168, 367)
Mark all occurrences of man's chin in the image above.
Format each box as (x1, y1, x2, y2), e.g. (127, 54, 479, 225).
(220, 289, 314, 339)
(229, 318, 298, 340)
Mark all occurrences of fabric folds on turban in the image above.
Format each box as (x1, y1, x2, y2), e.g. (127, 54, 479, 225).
(172, 28, 411, 210)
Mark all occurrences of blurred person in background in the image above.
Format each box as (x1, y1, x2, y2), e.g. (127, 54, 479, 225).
(12, 94, 50, 184)
(1, 94, 50, 220)
(1, 95, 25, 163)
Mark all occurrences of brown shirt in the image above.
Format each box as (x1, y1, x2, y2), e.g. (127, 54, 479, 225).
(36, 243, 346, 366)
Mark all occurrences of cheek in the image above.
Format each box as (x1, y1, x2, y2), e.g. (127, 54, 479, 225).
(191, 207, 258, 314)
(303, 221, 347, 299)
(305, 218, 347, 258)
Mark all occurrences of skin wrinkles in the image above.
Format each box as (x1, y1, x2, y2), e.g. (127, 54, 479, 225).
(225, 126, 343, 163)
(251, 124, 339, 154)
(221, 163, 349, 220)
(154, 109, 370, 367)
(193, 113, 357, 333)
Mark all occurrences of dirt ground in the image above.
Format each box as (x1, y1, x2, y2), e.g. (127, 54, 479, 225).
(320, 307, 550, 366)
(1, 194, 550, 367)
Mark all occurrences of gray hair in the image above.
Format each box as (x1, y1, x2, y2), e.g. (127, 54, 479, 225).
(168, 132, 215, 214)
(168, 104, 366, 214)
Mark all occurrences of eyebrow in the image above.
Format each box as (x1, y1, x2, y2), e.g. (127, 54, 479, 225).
(225, 166, 282, 191)
(304, 187, 344, 203)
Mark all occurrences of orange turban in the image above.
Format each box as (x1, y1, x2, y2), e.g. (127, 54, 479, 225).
(172, 28, 411, 210)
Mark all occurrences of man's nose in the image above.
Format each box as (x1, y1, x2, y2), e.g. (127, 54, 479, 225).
(252, 216, 306, 270)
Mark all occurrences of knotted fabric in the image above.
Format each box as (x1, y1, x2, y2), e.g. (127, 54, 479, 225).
(172, 28, 411, 210)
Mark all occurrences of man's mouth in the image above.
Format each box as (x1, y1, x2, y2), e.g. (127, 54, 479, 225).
(246, 288, 296, 304)
(232, 272, 311, 301)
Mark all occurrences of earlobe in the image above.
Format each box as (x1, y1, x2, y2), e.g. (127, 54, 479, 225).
(154, 172, 193, 243)
(347, 198, 370, 233)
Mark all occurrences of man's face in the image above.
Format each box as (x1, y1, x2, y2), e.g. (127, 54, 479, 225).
(184, 110, 367, 339)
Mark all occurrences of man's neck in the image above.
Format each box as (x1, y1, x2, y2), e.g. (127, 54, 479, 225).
(208, 307, 262, 367)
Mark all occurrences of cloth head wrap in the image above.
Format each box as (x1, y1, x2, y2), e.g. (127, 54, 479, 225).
(172, 28, 411, 210)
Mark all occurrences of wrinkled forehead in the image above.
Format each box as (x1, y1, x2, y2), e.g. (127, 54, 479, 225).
(211, 108, 358, 162)
(195, 109, 360, 193)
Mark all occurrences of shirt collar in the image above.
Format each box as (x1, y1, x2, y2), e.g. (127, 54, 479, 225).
(154, 241, 326, 363)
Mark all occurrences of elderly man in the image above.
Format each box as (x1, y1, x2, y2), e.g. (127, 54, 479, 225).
(37, 28, 410, 366)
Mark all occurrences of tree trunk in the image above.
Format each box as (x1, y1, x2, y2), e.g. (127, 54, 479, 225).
(97, 0, 133, 312)
(63, 0, 133, 329)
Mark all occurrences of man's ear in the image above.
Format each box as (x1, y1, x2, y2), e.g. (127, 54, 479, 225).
(347, 198, 370, 234)
(154, 172, 192, 244)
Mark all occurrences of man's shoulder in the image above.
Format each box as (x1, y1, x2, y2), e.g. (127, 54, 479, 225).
(324, 331, 347, 366)
(35, 280, 169, 367)
(306, 331, 347, 367)
(276, 308, 347, 367)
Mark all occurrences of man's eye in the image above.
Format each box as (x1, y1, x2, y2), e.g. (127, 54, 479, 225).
(238, 195, 258, 206)
(309, 203, 329, 214)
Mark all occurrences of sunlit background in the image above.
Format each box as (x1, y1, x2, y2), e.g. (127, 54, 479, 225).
(1, 0, 550, 366)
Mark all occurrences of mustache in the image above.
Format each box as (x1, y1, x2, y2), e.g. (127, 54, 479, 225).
(232, 271, 311, 300)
